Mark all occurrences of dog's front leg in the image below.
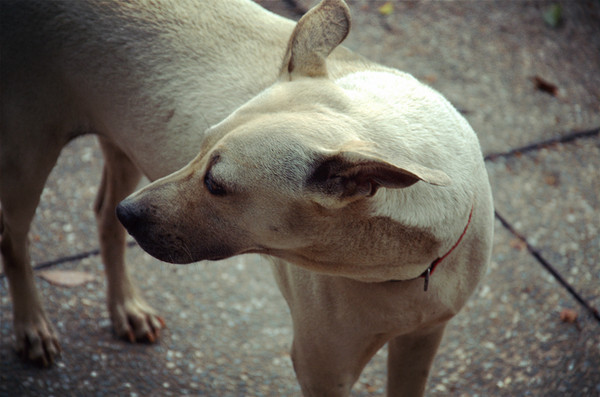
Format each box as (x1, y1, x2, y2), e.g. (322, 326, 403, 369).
(95, 138, 165, 342)
(273, 263, 388, 397)
(290, 328, 387, 397)
(386, 324, 447, 397)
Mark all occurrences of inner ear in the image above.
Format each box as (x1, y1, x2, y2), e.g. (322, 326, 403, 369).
(281, 0, 351, 79)
(308, 152, 451, 204)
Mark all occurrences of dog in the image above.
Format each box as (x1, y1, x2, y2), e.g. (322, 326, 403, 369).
(1, 0, 493, 394)
(117, 0, 494, 395)
(1, 0, 296, 366)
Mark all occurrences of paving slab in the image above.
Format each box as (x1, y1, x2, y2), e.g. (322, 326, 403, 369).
(487, 135, 600, 308)
(27, 137, 104, 265)
(2, 253, 301, 397)
(339, 0, 600, 155)
(1, 0, 599, 396)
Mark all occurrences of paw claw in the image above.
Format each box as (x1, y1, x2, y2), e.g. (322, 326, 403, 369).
(146, 331, 155, 343)
(15, 319, 61, 367)
(111, 298, 165, 344)
(127, 330, 135, 343)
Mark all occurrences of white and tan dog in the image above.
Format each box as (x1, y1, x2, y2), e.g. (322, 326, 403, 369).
(1, 0, 493, 394)
(118, 1, 494, 396)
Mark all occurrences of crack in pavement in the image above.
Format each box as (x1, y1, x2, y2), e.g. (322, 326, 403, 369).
(484, 127, 600, 161)
(495, 209, 600, 323)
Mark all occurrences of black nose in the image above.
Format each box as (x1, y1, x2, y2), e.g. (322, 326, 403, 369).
(116, 199, 141, 234)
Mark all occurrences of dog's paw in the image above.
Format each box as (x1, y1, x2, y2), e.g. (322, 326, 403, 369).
(110, 297, 165, 343)
(14, 315, 61, 367)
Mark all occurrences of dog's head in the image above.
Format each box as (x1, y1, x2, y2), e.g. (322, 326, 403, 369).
(117, 0, 454, 281)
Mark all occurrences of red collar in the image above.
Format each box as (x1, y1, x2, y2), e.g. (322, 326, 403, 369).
(420, 205, 474, 291)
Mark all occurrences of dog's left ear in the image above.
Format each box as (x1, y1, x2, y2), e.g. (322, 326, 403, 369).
(281, 0, 350, 79)
(308, 149, 451, 207)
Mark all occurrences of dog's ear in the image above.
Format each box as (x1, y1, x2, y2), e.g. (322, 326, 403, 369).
(308, 149, 451, 207)
(281, 0, 350, 79)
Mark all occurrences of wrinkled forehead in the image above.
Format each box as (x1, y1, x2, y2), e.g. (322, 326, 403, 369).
(210, 116, 320, 190)
(203, 81, 363, 190)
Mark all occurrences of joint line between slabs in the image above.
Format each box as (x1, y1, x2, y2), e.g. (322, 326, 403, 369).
(494, 210, 600, 323)
(484, 127, 599, 323)
(0, 242, 138, 280)
(484, 127, 599, 161)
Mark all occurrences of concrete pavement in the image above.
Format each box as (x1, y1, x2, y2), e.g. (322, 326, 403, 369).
(1, 1, 598, 395)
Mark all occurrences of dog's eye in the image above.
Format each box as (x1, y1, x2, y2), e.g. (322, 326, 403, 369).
(204, 170, 226, 196)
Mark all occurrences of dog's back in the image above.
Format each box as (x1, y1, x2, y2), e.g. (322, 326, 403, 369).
(1, 0, 295, 175)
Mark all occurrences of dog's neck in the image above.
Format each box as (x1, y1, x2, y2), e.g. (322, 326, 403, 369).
(392, 205, 474, 291)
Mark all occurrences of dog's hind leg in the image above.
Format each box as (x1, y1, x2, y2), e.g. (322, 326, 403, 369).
(386, 324, 447, 397)
(94, 137, 165, 343)
(0, 133, 63, 366)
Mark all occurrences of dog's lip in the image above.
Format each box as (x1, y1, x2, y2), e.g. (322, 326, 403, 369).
(234, 247, 269, 257)
(135, 244, 263, 264)
(238, 247, 264, 256)
(206, 254, 228, 261)
(204, 246, 265, 261)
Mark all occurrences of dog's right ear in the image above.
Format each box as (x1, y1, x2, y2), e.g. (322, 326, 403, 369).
(280, 0, 350, 79)
(307, 150, 451, 208)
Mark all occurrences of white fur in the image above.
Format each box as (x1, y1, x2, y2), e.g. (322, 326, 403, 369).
(337, 71, 481, 248)
(115, 2, 494, 396)
(2, 1, 493, 395)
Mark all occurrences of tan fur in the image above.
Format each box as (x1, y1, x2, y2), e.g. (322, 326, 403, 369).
(1, 0, 493, 394)
(1, 0, 292, 366)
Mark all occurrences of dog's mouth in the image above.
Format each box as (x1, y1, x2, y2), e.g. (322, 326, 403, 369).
(127, 233, 192, 264)
(134, 234, 242, 265)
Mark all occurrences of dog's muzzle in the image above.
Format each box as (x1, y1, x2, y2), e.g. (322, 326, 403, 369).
(116, 198, 181, 262)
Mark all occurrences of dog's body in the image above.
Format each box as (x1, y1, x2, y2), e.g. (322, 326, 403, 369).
(1, 0, 295, 366)
(1, 0, 493, 395)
